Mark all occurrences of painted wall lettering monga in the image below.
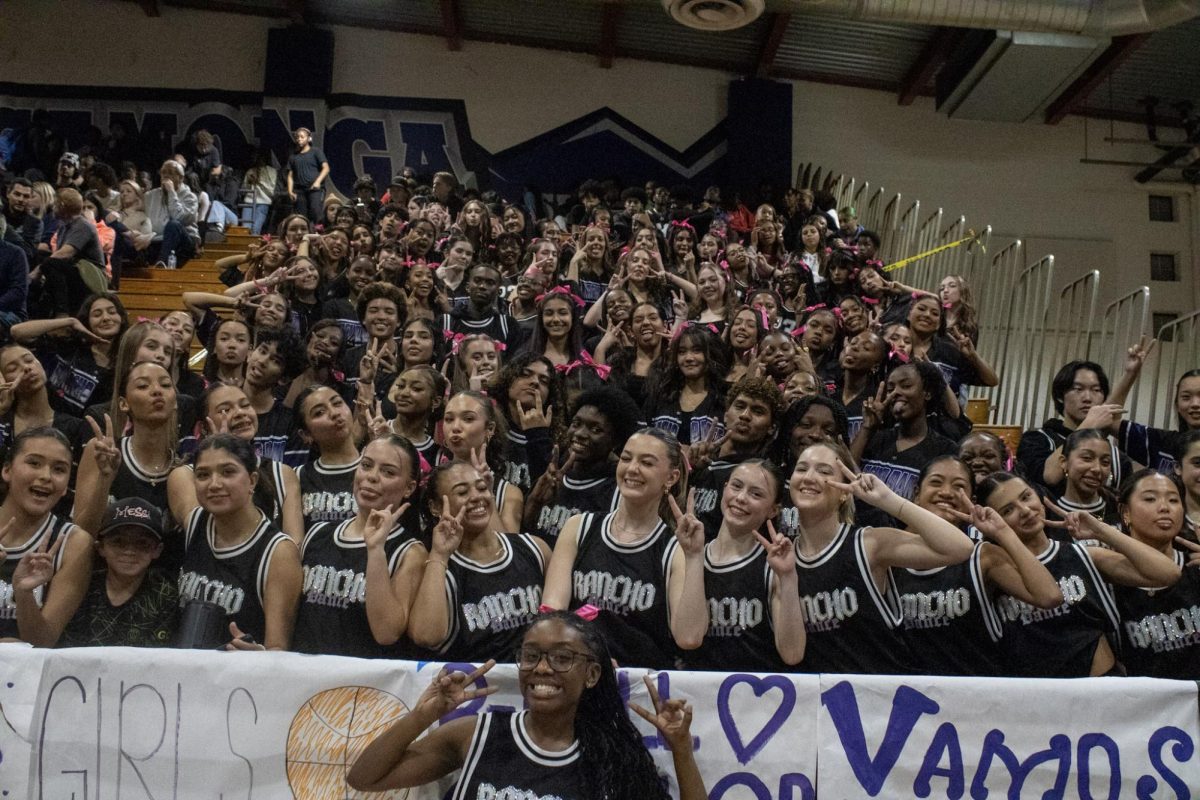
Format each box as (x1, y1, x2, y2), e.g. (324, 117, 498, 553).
(0, 84, 738, 199)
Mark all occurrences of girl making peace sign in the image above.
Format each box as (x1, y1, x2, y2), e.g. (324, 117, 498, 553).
(348, 611, 706, 800)
(0, 427, 92, 645)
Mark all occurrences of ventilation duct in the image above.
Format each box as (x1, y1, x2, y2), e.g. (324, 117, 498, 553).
(662, 0, 1199, 35)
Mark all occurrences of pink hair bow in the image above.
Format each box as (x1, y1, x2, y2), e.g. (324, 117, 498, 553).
(261, 234, 272, 243)
(574, 604, 600, 621)
(890, 347, 910, 363)
(537, 603, 601, 621)
(790, 325, 806, 339)
(670, 220, 695, 232)
(417, 452, 432, 475)
(866, 259, 884, 269)
(556, 350, 611, 380)
(536, 285, 585, 308)
(718, 259, 731, 273)
(942, 302, 953, 309)
(136, 315, 154, 324)
(757, 307, 769, 328)
(494, 342, 507, 352)
(444, 330, 467, 354)
(861, 296, 880, 305)
(802, 303, 827, 314)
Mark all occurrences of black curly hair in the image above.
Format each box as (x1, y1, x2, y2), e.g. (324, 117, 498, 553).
(526, 611, 670, 800)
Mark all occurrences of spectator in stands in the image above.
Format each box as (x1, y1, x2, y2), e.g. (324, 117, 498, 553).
(3, 178, 43, 259)
(408, 458, 550, 661)
(431, 170, 462, 219)
(0, 217, 29, 332)
(0, 427, 93, 646)
(85, 162, 120, 212)
(34, 188, 105, 318)
(241, 148, 277, 235)
(59, 498, 179, 648)
(124, 159, 198, 269)
(1016, 360, 1129, 496)
(55, 152, 84, 190)
(286, 128, 330, 224)
(178, 434, 302, 651)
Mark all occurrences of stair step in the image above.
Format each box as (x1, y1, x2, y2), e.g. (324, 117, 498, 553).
(124, 267, 224, 283)
(120, 279, 224, 294)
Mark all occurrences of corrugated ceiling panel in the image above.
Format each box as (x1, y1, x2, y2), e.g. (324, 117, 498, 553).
(617, 3, 770, 68)
(1101, 18, 1200, 114)
(774, 13, 935, 83)
(462, 0, 603, 51)
(314, 0, 442, 29)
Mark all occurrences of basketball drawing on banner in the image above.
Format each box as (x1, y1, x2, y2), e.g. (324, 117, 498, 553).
(286, 685, 411, 799)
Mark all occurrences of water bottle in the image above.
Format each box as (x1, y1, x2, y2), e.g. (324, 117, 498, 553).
(166, 252, 177, 270)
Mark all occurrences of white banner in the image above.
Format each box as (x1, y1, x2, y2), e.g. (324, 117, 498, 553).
(816, 673, 1200, 799)
(1, 646, 818, 799)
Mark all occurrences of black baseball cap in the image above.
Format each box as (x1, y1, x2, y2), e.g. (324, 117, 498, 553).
(96, 498, 165, 542)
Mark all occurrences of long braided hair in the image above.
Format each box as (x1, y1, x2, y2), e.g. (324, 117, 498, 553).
(532, 611, 670, 800)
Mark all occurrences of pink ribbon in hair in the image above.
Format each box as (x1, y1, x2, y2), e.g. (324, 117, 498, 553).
(890, 347, 910, 363)
(942, 302, 954, 309)
(535, 285, 585, 308)
(802, 303, 827, 314)
(136, 316, 153, 324)
(670, 220, 695, 232)
(757, 307, 769, 328)
(494, 342, 506, 352)
(537, 603, 601, 621)
(417, 452, 432, 475)
(261, 234, 272, 243)
(444, 330, 467, 354)
(790, 325, 806, 339)
(574, 604, 600, 621)
(556, 350, 611, 380)
(861, 296, 880, 305)
(718, 259, 731, 273)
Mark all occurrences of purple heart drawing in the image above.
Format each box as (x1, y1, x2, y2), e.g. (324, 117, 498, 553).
(717, 674, 797, 765)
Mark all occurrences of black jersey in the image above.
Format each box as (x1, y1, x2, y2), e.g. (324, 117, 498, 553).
(109, 437, 172, 510)
(504, 429, 533, 493)
(896, 540, 1005, 676)
(437, 533, 546, 662)
(1017, 420, 1130, 496)
(292, 518, 421, 658)
(177, 507, 293, 643)
(320, 297, 368, 351)
(687, 541, 784, 672)
(646, 392, 722, 447)
(441, 311, 522, 352)
(39, 339, 111, 416)
(534, 472, 619, 544)
(1119, 421, 1184, 474)
(570, 511, 680, 669)
(925, 336, 982, 396)
(297, 456, 360, 529)
(0, 514, 77, 640)
(1114, 549, 1200, 680)
(452, 711, 583, 800)
(254, 399, 295, 465)
(995, 539, 1120, 678)
(794, 523, 916, 674)
(860, 428, 959, 504)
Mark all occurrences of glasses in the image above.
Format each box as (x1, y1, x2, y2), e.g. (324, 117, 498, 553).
(515, 646, 595, 672)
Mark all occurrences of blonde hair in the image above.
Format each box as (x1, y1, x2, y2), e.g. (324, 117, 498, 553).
(31, 182, 56, 219)
(797, 439, 858, 524)
(118, 179, 144, 212)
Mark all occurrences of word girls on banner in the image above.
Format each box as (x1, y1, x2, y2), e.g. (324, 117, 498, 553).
(816, 673, 1200, 798)
(4, 646, 818, 799)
